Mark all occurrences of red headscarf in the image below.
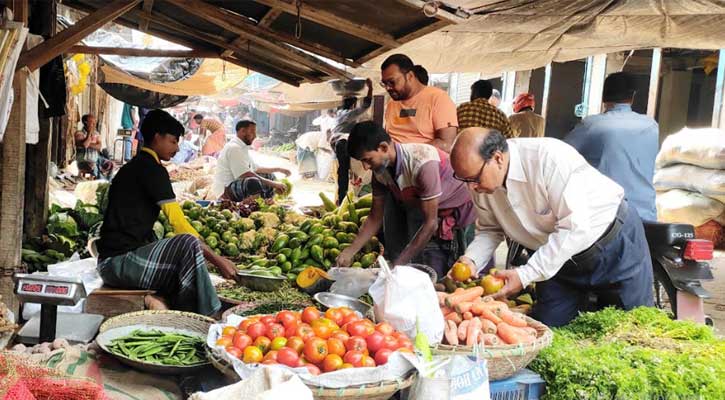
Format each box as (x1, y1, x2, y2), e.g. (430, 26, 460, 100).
(513, 93, 536, 113)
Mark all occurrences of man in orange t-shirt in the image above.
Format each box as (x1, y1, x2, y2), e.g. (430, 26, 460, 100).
(381, 54, 458, 153)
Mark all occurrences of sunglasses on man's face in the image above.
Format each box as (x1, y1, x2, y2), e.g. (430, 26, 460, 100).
(453, 161, 486, 183)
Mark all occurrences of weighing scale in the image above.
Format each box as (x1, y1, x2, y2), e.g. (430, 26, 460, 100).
(13, 273, 103, 344)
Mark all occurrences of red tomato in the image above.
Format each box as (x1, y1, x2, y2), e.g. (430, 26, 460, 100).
(277, 347, 300, 367)
(215, 337, 232, 348)
(338, 307, 354, 317)
(322, 354, 343, 372)
(301, 307, 321, 324)
(330, 330, 350, 342)
(397, 338, 414, 351)
(303, 337, 329, 364)
(266, 323, 285, 339)
(222, 326, 237, 337)
(345, 336, 367, 353)
(276, 310, 297, 327)
(339, 362, 354, 369)
(347, 320, 374, 338)
(374, 348, 393, 365)
(365, 331, 385, 353)
(305, 364, 321, 375)
(324, 308, 344, 326)
(247, 322, 267, 340)
(391, 331, 407, 340)
(262, 359, 278, 365)
(327, 338, 346, 357)
(382, 335, 399, 351)
(254, 336, 271, 353)
(361, 355, 376, 368)
(232, 332, 253, 350)
(296, 324, 315, 341)
(263, 350, 279, 362)
(312, 324, 334, 339)
(243, 346, 263, 363)
(239, 317, 259, 332)
(260, 315, 276, 325)
(286, 336, 305, 354)
(375, 322, 395, 336)
(284, 322, 298, 338)
(343, 350, 364, 367)
(226, 346, 243, 359)
(341, 313, 361, 327)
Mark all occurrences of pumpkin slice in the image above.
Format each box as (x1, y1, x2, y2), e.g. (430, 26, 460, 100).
(296, 267, 333, 295)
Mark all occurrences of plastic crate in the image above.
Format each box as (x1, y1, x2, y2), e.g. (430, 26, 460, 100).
(490, 368, 545, 400)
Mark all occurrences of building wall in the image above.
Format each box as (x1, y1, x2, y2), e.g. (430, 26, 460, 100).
(545, 61, 585, 139)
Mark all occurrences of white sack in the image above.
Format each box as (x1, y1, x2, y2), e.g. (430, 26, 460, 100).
(655, 128, 725, 169)
(654, 164, 725, 203)
(189, 367, 313, 400)
(656, 189, 725, 226)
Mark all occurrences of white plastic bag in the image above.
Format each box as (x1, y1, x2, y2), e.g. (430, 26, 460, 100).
(654, 164, 725, 203)
(22, 255, 103, 320)
(656, 128, 725, 169)
(407, 353, 490, 400)
(189, 366, 313, 400)
(369, 258, 444, 344)
(656, 189, 725, 226)
(328, 267, 379, 298)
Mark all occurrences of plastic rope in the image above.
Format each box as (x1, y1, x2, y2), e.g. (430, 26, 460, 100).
(337, 387, 344, 397)
(357, 384, 366, 395)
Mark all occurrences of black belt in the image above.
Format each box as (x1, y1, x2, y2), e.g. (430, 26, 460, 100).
(569, 200, 628, 267)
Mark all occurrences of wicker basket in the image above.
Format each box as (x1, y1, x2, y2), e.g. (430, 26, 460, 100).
(208, 346, 415, 400)
(220, 301, 311, 321)
(431, 316, 552, 381)
(97, 310, 216, 375)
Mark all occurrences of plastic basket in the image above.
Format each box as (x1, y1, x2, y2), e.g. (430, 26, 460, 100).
(490, 368, 545, 400)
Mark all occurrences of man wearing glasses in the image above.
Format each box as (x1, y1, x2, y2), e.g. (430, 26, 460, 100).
(450, 128, 653, 327)
(335, 121, 475, 278)
(380, 54, 458, 153)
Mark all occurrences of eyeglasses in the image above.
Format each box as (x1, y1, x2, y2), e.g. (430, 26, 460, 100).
(453, 161, 486, 183)
(379, 74, 405, 89)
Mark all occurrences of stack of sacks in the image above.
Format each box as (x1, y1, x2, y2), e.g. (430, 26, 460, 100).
(654, 128, 725, 248)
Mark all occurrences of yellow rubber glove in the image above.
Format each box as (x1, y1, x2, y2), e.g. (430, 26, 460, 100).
(160, 202, 199, 237)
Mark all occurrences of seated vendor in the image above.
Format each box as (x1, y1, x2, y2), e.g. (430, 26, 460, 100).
(75, 114, 103, 177)
(97, 109, 237, 316)
(335, 121, 476, 277)
(211, 120, 290, 202)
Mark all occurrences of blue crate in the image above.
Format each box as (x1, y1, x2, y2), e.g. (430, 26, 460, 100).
(490, 368, 545, 400)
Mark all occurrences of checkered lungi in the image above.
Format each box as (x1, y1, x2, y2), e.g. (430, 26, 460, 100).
(97, 234, 221, 316)
(225, 173, 275, 202)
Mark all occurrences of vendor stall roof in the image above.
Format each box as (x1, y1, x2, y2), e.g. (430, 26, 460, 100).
(59, 0, 459, 87)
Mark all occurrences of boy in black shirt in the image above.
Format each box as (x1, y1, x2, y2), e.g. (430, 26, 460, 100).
(97, 109, 236, 316)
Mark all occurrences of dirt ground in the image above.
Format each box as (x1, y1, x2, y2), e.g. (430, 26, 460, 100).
(703, 250, 724, 334)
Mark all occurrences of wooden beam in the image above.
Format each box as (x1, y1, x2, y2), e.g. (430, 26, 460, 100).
(585, 54, 607, 116)
(138, 0, 154, 32)
(254, 0, 401, 48)
(647, 48, 662, 119)
(355, 19, 449, 64)
(259, 8, 282, 27)
(11, 0, 28, 24)
(68, 45, 218, 58)
(17, 0, 142, 71)
(166, 0, 353, 79)
(62, 0, 311, 84)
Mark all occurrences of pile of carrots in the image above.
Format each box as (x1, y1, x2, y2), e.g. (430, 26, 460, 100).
(438, 286, 539, 346)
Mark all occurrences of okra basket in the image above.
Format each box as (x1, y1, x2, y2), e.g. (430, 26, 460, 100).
(431, 316, 552, 381)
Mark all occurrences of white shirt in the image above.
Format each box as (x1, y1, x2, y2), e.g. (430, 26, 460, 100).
(295, 131, 331, 151)
(211, 136, 256, 199)
(464, 138, 624, 288)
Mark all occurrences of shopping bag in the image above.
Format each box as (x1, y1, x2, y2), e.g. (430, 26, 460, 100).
(407, 352, 490, 400)
(328, 267, 379, 298)
(369, 258, 444, 343)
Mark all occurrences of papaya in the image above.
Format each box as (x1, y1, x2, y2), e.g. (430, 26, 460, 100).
(309, 224, 325, 235)
(319, 192, 337, 212)
(281, 261, 293, 273)
(347, 196, 359, 224)
(271, 234, 289, 252)
(291, 247, 302, 264)
(326, 248, 341, 260)
(288, 237, 301, 249)
(359, 253, 376, 268)
(280, 248, 293, 258)
(300, 248, 310, 261)
(304, 258, 322, 268)
(311, 245, 325, 264)
(275, 254, 287, 264)
(322, 237, 339, 249)
(335, 232, 349, 243)
(307, 234, 324, 247)
(351, 262, 363, 268)
(356, 208, 371, 218)
(354, 194, 373, 209)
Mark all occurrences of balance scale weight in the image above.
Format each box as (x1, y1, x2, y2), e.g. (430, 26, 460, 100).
(13, 273, 103, 344)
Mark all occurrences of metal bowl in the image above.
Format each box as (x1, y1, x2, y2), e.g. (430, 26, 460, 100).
(314, 292, 372, 317)
(329, 78, 367, 96)
(405, 263, 438, 283)
(236, 271, 286, 292)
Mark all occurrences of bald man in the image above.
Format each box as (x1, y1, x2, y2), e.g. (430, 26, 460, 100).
(450, 128, 653, 327)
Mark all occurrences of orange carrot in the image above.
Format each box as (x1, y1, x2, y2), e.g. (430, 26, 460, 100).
(500, 310, 528, 328)
(466, 318, 482, 346)
(440, 306, 453, 315)
(453, 287, 465, 294)
(471, 300, 507, 316)
(480, 333, 500, 346)
(522, 327, 538, 338)
(480, 318, 497, 334)
(444, 320, 459, 345)
(463, 311, 474, 320)
(478, 307, 503, 324)
(455, 301, 475, 314)
(444, 311, 463, 325)
(458, 320, 470, 342)
(497, 322, 535, 344)
(445, 286, 484, 308)
(436, 292, 448, 306)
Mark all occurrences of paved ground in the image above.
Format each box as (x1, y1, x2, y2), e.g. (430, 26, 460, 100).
(703, 250, 724, 334)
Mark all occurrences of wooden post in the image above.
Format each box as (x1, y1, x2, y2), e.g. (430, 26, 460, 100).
(541, 63, 552, 119)
(712, 49, 725, 128)
(585, 54, 607, 116)
(373, 95, 385, 127)
(647, 48, 662, 119)
(0, 0, 29, 315)
(514, 70, 532, 96)
(24, 117, 52, 240)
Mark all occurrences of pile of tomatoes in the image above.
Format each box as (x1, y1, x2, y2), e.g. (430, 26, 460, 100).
(215, 306, 414, 375)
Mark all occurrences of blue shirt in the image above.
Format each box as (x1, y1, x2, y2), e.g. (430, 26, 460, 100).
(564, 103, 658, 221)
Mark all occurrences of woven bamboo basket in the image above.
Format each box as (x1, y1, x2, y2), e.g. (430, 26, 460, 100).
(208, 346, 415, 400)
(220, 301, 311, 321)
(431, 316, 552, 381)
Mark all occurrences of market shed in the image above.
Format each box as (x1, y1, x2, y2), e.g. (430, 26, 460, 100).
(36, 0, 459, 86)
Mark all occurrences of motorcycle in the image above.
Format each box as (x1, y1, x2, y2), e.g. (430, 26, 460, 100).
(644, 221, 715, 325)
